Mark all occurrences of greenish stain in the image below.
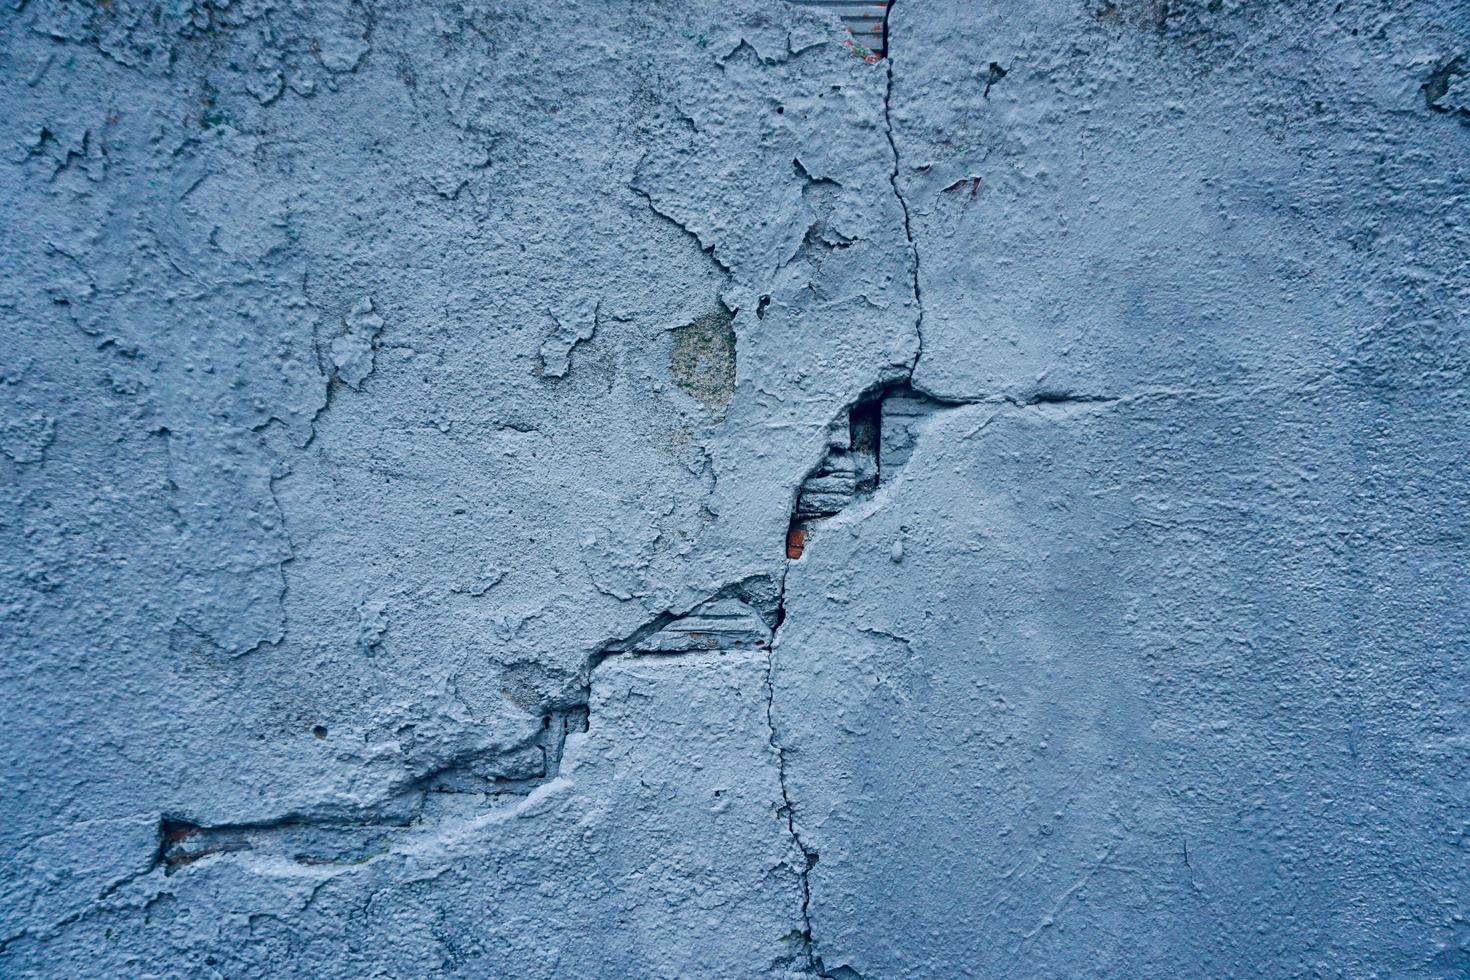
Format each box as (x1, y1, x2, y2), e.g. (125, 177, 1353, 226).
(670, 309, 736, 411)
(200, 84, 232, 129)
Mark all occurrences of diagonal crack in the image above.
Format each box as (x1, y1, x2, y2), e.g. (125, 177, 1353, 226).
(629, 168, 733, 275)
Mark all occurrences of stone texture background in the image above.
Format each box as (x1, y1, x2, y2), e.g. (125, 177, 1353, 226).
(2, 0, 1467, 976)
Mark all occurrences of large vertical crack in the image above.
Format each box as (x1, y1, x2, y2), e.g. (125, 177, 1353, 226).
(766, 381, 951, 978)
(880, 0, 924, 378)
(766, 11, 925, 958)
(762, 562, 824, 973)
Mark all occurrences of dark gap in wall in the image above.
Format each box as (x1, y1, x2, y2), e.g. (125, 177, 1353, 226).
(849, 397, 881, 493)
(785, 383, 940, 559)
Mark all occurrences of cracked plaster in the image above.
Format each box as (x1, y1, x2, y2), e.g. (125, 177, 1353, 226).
(4, 0, 1469, 976)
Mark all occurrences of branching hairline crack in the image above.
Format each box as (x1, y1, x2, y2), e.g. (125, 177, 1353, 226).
(768, 377, 1126, 974)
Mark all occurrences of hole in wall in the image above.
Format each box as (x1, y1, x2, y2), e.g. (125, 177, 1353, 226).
(785, 384, 941, 559)
(786, 1, 891, 59)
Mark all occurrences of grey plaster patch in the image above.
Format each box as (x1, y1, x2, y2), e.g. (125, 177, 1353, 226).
(670, 308, 737, 410)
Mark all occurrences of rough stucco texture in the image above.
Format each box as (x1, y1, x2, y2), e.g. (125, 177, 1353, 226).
(2, 0, 1468, 976)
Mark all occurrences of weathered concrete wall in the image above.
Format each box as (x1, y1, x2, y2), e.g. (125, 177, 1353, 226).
(2, 0, 1467, 976)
